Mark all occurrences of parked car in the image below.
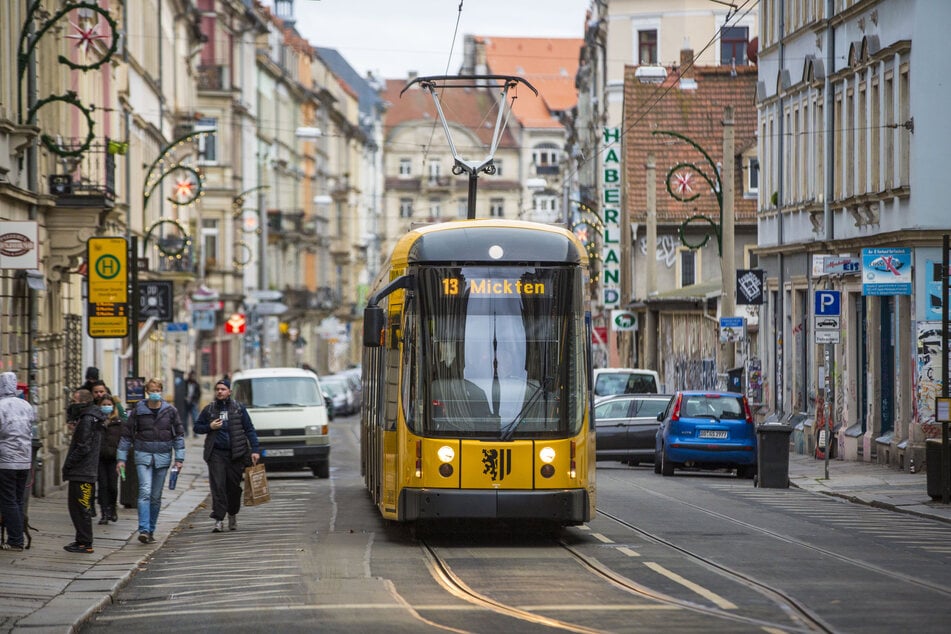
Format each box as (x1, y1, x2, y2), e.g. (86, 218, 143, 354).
(332, 370, 363, 412)
(320, 377, 355, 416)
(654, 391, 757, 478)
(595, 394, 673, 465)
(593, 368, 660, 403)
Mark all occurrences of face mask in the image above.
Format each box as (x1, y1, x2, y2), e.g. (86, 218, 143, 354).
(67, 403, 84, 419)
(101, 405, 114, 415)
(148, 392, 163, 402)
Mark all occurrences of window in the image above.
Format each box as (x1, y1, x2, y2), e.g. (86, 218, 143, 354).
(399, 198, 413, 218)
(398, 158, 412, 177)
(196, 117, 217, 163)
(638, 29, 657, 64)
(429, 197, 441, 218)
(676, 247, 698, 288)
(746, 157, 759, 196)
(532, 144, 561, 175)
(720, 26, 748, 65)
(201, 218, 218, 269)
(427, 158, 440, 183)
(533, 194, 559, 214)
(489, 198, 504, 218)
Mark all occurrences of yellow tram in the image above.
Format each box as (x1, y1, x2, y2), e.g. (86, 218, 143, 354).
(360, 218, 596, 525)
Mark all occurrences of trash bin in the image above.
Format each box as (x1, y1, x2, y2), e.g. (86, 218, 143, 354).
(926, 438, 951, 501)
(755, 423, 793, 488)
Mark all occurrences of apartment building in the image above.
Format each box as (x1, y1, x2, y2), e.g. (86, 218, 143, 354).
(755, 0, 951, 467)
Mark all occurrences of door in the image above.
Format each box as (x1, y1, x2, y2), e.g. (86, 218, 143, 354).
(880, 297, 895, 435)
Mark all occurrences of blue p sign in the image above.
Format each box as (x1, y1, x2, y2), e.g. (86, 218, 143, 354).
(815, 290, 841, 316)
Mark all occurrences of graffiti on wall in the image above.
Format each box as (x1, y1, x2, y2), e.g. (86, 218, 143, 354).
(638, 235, 679, 268)
(915, 321, 945, 438)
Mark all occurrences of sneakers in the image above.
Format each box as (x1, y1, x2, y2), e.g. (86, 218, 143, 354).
(212, 520, 224, 533)
(64, 542, 94, 554)
(138, 531, 150, 544)
(146, 532, 156, 543)
(1, 543, 25, 552)
(108, 508, 118, 522)
(228, 514, 237, 531)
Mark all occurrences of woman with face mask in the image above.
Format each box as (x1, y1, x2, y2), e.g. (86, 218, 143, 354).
(116, 378, 185, 543)
(96, 394, 124, 525)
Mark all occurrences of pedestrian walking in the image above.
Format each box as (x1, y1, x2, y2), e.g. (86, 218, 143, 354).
(194, 378, 260, 533)
(96, 394, 123, 525)
(116, 378, 185, 544)
(91, 380, 130, 519)
(0, 371, 36, 552)
(79, 366, 100, 393)
(184, 370, 201, 437)
(62, 389, 104, 554)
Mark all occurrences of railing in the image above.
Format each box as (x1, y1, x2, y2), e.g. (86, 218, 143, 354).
(197, 65, 230, 91)
(46, 138, 116, 200)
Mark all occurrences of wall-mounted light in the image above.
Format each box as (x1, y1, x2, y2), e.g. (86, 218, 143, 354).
(295, 127, 322, 139)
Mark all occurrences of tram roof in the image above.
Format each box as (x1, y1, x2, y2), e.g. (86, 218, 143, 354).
(389, 219, 587, 268)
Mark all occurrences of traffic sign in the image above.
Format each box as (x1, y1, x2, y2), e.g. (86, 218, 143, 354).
(256, 301, 288, 315)
(249, 289, 282, 301)
(139, 281, 173, 321)
(814, 290, 841, 316)
(87, 237, 129, 338)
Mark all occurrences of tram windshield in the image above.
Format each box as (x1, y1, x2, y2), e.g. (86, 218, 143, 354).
(410, 265, 586, 439)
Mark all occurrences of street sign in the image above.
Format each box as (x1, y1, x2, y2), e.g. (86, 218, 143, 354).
(190, 300, 223, 311)
(719, 317, 745, 343)
(611, 310, 637, 331)
(87, 237, 129, 338)
(816, 330, 840, 344)
(814, 290, 841, 316)
(139, 281, 173, 321)
(192, 310, 216, 331)
(166, 321, 189, 332)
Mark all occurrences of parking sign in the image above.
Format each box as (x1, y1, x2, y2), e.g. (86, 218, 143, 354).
(814, 290, 841, 316)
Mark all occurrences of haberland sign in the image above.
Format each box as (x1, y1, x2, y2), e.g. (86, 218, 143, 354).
(601, 127, 622, 309)
(0, 221, 39, 269)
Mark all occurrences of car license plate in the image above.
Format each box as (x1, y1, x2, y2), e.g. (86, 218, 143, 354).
(698, 430, 728, 439)
(266, 448, 294, 457)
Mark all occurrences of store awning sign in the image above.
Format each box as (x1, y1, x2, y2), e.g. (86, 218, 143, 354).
(0, 221, 39, 269)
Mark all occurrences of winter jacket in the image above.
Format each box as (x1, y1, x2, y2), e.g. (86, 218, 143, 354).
(195, 398, 260, 462)
(62, 405, 105, 482)
(0, 372, 35, 470)
(117, 400, 185, 464)
(99, 414, 123, 461)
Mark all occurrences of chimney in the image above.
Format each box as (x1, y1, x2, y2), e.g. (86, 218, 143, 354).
(680, 47, 694, 79)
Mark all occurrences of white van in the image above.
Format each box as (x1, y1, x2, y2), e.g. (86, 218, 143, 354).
(230, 368, 331, 478)
(592, 368, 661, 403)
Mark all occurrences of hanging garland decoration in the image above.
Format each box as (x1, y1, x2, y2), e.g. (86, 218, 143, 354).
(25, 91, 95, 157)
(142, 130, 211, 211)
(17, 1, 120, 125)
(231, 185, 269, 235)
(144, 218, 191, 259)
(652, 130, 724, 255)
(232, 241, 253, 268)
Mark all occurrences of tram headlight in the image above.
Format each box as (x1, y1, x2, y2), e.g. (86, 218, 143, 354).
(539, 446, 556, 463)
(437, 445, 455, 463)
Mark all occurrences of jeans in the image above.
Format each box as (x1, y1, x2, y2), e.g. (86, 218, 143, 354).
(0, 468, 29, 548)
(185, 403, 200, 436)
(135, 456, 169, 534)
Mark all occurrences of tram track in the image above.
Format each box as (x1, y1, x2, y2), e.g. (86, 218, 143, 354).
(420, 532, 834, 634)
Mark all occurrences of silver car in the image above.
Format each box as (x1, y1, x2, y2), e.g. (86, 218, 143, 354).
(595, 394, 673, 466)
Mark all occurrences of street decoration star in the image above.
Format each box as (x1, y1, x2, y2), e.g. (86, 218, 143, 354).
(171, 177, 197, 203)
(65, 20, 110, 60)
(673, 171, 693, 196)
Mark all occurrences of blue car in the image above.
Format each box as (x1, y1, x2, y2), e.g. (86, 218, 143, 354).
(654, 391, 757, 478)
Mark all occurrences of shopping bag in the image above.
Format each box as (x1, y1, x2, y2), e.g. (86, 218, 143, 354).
(242, 463, 271, 506)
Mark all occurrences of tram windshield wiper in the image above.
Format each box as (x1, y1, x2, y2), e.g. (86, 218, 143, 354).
(499, 376, 554, 442)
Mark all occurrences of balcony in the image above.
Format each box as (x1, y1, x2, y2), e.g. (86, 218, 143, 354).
(197, 65, 231, 91)
(47, 138, 116, 203)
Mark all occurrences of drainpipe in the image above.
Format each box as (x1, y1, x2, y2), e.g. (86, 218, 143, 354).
(774, 2, 786, 416)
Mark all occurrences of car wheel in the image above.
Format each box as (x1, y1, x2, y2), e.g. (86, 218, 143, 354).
(629, 459, 640, 467)
(653, 450, 662, 474)
(312, 462, 330, 478)
(661, 449, 674, 476)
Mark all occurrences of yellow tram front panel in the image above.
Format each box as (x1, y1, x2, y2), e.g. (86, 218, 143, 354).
(458, 440, 536, 489)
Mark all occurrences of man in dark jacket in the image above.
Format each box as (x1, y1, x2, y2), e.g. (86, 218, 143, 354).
(79, 366, 100, 393)
(62, 389, 104, 553)
(194, 378, 260, 533)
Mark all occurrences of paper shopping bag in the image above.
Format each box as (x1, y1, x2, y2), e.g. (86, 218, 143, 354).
(243, 463, 271, 506)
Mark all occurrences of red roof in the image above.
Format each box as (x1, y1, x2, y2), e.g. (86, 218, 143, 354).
(623, 64, 758, 225)
(382, 78, 518, 149)
(479, 36, 582, 129)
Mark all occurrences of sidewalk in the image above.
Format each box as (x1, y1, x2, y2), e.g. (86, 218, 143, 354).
(0, 436, 210, 634)
(3, 445, 951, 634)
(788, 451, 951, 523)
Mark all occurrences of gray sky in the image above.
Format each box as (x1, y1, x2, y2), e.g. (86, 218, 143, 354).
(285, 0, 592, 79)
